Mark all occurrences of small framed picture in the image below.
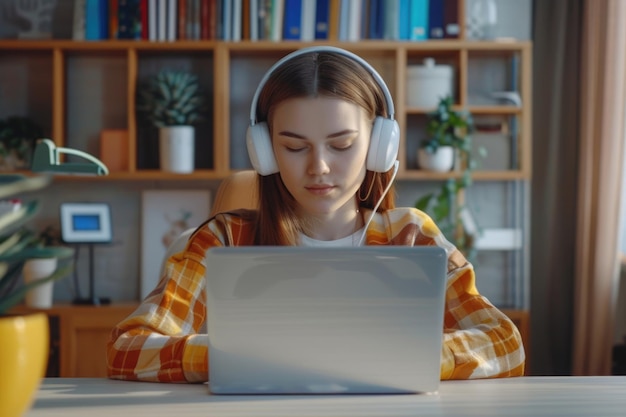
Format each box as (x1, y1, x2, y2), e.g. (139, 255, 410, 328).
(140, 190, 211, 299)
(60, 203, 112, 244)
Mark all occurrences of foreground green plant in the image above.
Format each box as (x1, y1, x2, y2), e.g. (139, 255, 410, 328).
(0, 174, 74, 315)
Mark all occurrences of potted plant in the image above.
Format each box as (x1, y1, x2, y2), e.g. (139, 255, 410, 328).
(0, 116, 45, 171)
(22, 226, 68, 309)
(0, 174, 74, 417)
(136, 69, 206, 174)
(415, 96, 484, 258)
(417, 96, 475, 172)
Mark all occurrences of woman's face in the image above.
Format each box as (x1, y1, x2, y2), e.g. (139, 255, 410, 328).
(271, 96, 371, 219)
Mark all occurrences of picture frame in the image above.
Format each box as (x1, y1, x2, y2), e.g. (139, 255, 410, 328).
(140, 190, 211, 299)
(60, 202, 112, 243)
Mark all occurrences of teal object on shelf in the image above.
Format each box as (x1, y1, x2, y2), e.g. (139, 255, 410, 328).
(31, 139, 109, 176)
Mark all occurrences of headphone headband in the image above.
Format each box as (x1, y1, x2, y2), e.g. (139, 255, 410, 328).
(249, 46, 396, 125)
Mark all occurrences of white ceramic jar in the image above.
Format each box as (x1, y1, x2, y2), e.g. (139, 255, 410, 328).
(407, 58, 454, 108)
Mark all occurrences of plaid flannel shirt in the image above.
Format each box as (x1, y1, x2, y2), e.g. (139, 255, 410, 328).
(107, 207, 525, 382)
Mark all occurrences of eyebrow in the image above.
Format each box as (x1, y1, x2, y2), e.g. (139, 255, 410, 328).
(277, 129, 358, 139)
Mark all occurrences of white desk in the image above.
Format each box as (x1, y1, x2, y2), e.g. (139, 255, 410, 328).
(27, 376, 626, 417)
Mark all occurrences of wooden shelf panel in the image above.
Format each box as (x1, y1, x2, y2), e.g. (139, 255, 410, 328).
(1, 39, 531, 183)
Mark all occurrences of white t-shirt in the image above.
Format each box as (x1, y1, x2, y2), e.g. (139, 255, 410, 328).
(299, 227, 365, 247)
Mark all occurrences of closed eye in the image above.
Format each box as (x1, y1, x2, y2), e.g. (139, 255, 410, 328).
(332, 144, 352, 151)
(285, 145, 307, 152)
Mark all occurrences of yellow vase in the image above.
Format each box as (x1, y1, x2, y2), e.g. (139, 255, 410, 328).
(0, 313, 49, 417)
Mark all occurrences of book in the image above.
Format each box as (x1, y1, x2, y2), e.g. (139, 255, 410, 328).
(270, 0, 284, 41)
(409, 0, 428, 41)
(428, 0, 444, 39)
(250, 0, 259, 40)
(72, 0, 86, 40)
(338, 0, 349, 40)
(327, 0, 340, 40)
(232, 0, 243, 41)
(140, 0, 149, 39)
(367, 0, 382, 39)
(109, 0, 119, 38)
(157, 0, 167, 40)
(382, 0, 399, 40)
(209, 0, 218, 38)
(148, 0, 157, 40)
(242, 0, 250, 39)
(187, 0, 197, 39)
(346, 0, 361, 41)
(315, 0, 330, 39)
(398, 0, 410, 40)
(117, 0, 142, 39)
(167, 0, 177, 41)
(179, 0, 187, 39)
(201, 0, 217, 39)
(219, 0, 231, 40)
(300, 0, 316, 41)
(360, 0, 369, 39)
(85, 0, 109, 40)
(282, 0, 302, 40)
(443, 0, 459, 38)
(257, 0, 272, 40)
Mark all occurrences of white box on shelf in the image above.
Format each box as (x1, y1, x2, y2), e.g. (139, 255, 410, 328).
(475, 228, 523, 250)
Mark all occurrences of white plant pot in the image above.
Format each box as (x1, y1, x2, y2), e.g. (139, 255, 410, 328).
(23, 258, 58, 309)
(159, 126, 195, 174)
(417, 146, 455, 172)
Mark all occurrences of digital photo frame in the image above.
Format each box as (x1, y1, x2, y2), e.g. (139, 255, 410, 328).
(60, 203, 112, 244)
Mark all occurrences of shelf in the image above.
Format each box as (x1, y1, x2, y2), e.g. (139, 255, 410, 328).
(0, 39, 531, 182)
(399, 170, 529, 181)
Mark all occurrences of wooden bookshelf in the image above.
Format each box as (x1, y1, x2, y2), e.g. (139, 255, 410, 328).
(0, 39, 531, 182)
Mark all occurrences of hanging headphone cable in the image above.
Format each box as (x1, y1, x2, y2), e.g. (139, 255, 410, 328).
(356, 160, 399, 246)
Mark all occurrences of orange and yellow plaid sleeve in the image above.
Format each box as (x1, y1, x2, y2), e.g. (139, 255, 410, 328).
(371, 208, 526, 380)
(106, 213, 255, 383)
(439, 264, 526, 379)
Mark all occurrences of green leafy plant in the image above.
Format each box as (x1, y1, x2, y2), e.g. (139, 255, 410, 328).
(0, 174, 74, 315)
(0, 116, 45, 169)
(420, 96, 475, 154)
(415, 96, 484, 257)
(136, 69, 206, 128)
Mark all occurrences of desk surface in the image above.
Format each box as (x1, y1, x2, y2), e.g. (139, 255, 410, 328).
(27, 376, 626, 417)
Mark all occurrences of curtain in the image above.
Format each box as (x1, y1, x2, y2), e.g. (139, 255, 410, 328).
(572, 0, 626, 375)
(531, 0, 583, 375)
(532, 0, 626, 376)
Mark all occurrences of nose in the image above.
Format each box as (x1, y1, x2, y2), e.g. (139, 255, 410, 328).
(307, 147, 331, 175)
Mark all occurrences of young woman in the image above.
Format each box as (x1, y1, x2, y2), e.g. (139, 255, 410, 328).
(107, 47, 525, 383)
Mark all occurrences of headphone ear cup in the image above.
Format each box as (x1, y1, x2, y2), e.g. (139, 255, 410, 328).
(246, 122, 279, 175)
(367, 117, 400, 172)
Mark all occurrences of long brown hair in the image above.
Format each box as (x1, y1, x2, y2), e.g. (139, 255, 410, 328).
(253, 50, 397, 245)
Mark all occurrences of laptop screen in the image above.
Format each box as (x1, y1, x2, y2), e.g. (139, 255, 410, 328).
(205, 246, 447, 395)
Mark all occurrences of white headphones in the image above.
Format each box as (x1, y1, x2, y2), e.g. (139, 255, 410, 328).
(246, 46, 400, 176)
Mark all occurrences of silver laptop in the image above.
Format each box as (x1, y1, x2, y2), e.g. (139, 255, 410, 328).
(205, 246, 447, 395)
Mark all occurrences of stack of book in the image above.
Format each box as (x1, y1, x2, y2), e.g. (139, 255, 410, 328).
(71, 0, 460, 42)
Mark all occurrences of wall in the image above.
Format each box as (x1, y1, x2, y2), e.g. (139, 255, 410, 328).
(466, 0, 532, 40)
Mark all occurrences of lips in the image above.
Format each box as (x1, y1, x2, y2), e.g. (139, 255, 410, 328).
(305, 184, 335, 195)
